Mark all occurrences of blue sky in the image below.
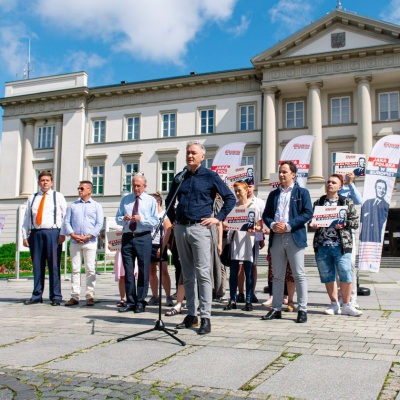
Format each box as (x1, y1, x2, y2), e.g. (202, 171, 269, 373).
(1, 0, 400, 143)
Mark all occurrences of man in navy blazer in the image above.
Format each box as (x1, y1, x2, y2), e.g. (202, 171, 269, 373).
(262, 161, 313, 323)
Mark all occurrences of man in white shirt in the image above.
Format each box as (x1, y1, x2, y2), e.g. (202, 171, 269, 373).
(22, 172, 67, 306)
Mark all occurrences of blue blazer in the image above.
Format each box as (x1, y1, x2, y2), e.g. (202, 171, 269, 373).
(262, 185, 313, 248)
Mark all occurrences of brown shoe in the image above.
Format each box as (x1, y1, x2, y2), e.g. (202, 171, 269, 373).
(65, 298, 79, 307)
(86, 298, 95, 306)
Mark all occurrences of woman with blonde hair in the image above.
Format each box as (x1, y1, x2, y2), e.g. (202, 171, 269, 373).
(223, 181, 263, 311)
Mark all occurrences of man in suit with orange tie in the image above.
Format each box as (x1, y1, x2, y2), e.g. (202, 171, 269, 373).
(22, 172, 67, 305)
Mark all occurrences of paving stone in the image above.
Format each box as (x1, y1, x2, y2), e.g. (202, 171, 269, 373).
(143, 347, 280, 390)
(254, 354, 390, 399)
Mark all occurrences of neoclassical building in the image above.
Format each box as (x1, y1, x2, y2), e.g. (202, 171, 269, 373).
(1, 8, 400, 256)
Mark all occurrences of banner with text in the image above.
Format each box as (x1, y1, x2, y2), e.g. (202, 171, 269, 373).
(358, 135, 400, 272)
(333, 152, 366, 176)
(226, 165, 254, 187)
(212, 142, 246, 182)
(311, 206, 348, 228)
(279, 135, 314, 188)
(225, 206, 257, 231)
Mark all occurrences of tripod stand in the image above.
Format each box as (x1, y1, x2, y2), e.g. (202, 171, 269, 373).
(117, 180, 186, 346)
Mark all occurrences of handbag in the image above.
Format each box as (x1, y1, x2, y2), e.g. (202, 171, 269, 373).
(220, 231, 235, 266)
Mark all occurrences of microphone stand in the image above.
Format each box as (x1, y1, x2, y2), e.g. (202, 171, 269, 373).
(117, 177, 186, 346)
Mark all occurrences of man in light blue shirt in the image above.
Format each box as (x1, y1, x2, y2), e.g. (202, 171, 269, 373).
(116, 174, 158, 313)
(61, 181, 104, 307)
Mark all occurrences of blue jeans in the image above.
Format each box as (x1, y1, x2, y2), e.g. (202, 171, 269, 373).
(229, 260, 253, 303)
(315, 246, 352, 283)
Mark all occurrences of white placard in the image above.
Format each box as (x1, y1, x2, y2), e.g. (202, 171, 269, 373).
(311, 206, 348, 228)
(225, 206, 257, 231)
(333, 152, 366, 176)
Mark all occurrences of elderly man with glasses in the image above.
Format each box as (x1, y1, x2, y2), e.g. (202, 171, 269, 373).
(61, 181, 104, 307)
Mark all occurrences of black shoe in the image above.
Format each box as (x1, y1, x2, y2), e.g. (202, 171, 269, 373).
(134, 302, 146, 313)
(261, 309, 282, 320)
(263, 285, 269, 293)
(237, 293, 245, 303)
(50, 301, 61, 306)
(198, 318, 211, 334)
(242, 302, 253, 311)
(251, 294, 258, 303)
(118, 304, 136, 313)
(296, 310, 307, 323)
(223, 302, 237, 310)
(24, 299, 42, 305)
(176, 315, 199, 329)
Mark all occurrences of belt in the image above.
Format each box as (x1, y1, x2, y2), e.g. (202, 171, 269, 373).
(31, 228, 60, 231)
(123, 231, 151, 238)
(177, 220, 202, 225)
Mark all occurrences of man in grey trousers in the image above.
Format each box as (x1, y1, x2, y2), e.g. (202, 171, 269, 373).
(165, 141, 235, 334)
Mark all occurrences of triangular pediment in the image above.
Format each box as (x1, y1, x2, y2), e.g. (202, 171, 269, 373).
(252, 9, 400, 67)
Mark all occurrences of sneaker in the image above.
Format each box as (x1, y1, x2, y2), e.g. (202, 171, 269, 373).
(342, 303, 363, 317)
(166, 296, 174, 307)
(237, 293, 245, 303)
(352, 301, 360, 309)
(213, 296, 228, 303)
(148, 296, 159, 305)
(324, 302, 341, 315)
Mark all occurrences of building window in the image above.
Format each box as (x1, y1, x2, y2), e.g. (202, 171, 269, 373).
(331, 96, 350, 124)
(124, 163, 139, 192)
(37, 126, 55, 149)
(161, 161, 175, 192)
(93, 120, 106, 143)
(91, 165, 104, 195)
(126, 116, 140, 140)
(239, 105, 255, 131)
(241, 156, 255, 167)
(286, 101, 304, 128)
(379, 92, 399, 121)
(200, 109, 214, 134)
(201, 158, 213, 169)
(162, 113, 176, 137)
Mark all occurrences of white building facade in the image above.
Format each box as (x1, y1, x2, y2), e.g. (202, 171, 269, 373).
(1, 9, 400, 256)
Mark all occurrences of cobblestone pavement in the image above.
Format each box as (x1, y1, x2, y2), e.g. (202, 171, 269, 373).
(1, 266, 400, 399)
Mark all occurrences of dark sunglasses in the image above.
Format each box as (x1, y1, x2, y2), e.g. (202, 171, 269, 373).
(77, 187, 85, 191)
(326, 180, 339, 185)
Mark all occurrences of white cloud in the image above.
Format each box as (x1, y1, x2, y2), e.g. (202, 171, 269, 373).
(380, 0, 400, 24)
(0, 25, 30, 79)
(33, 0, 238, 64)
(269, 0, 314, 36)
(226, 15, 250, 37)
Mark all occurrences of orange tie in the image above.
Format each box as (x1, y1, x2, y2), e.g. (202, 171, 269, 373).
(36, 193, 46, 226)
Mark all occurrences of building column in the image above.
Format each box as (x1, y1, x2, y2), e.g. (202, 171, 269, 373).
(20, 119, 35, 196)
(53, 116, 63, 191)
(306, 81, 324, 182)
(355, 75, 373, 157)
(261, 85, 278, 182)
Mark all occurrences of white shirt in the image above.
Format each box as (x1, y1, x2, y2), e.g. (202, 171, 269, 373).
(272, 184, 294, 232)
(22, 189, 67, 238)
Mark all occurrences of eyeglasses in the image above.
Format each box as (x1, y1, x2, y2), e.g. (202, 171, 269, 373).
(326, 180, 339, 185)
(77, 187, 85, 191)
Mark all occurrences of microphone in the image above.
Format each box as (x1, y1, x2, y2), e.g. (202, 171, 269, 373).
(175, 167, 188, 183)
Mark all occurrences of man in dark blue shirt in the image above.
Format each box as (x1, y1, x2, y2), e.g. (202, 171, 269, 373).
(166, 141, 235, 334)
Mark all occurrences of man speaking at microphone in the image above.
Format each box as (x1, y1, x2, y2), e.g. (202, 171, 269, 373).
(166, 141, 235, 334)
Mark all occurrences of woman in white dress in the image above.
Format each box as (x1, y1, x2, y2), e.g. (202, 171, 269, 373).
(223, 181, 263, 311)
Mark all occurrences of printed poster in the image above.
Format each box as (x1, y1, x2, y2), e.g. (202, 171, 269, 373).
(225, 206, 257, 231)
(333, 152, 366, 176)
(226, 165, 254, 186)
(358, 135, 400, 272)
(311, 206, 348, 228)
